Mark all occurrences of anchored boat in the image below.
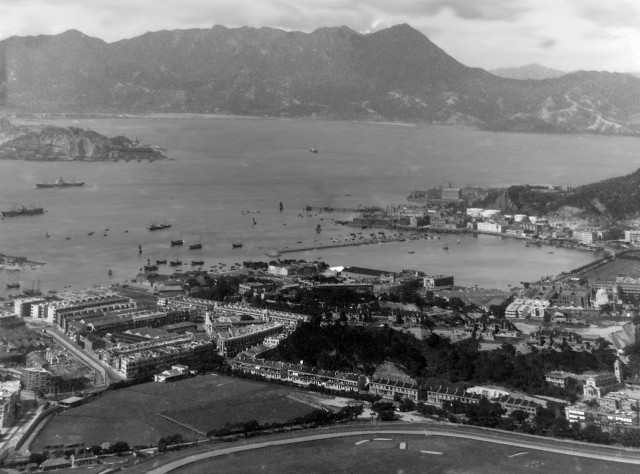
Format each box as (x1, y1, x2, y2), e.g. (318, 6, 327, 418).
(36, 177, 84, 188)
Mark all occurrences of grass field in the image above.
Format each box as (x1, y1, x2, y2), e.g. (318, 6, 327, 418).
(31, 374, 316, 451)
(575, 257, 640, 280)
(176, 434, 638, 474)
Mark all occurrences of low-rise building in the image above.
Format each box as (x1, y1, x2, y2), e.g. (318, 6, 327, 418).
(211, 323, 284, 357)
(341, 266, 396, 284)
(98, 334, 215, 380)
(476, 222, 504, 234)
(583, 372, 620, 398)
(545, 371, 574, 388)
(426, 386, 482, 407)
(624, 230, 640, 244)
(154, 364, 190, 383)
(369, 378, 423, 401)
(424, 275, 454, 289)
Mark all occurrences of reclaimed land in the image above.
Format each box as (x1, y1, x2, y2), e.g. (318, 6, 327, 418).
(30, 375, 316, 450)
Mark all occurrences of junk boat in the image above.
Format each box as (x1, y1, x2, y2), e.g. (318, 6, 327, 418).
(1, 204, 44, 218)
(169, 259, 182, 266)
(232, 242, 243, 249)
(36, 177, 84, 188)
(147, 221, 172, 231)
(6, 281, 20, 289)
(191, 260, 204, 266)
(156, 259, 167, 265)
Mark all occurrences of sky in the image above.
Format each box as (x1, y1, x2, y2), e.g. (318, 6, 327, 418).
(0, 0, 639, 73)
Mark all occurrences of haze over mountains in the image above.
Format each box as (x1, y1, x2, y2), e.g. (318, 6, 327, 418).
(2, 24, 640, 136)
(489, 64, 567, 81)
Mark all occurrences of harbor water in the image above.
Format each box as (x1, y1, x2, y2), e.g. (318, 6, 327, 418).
(1, 117, 636, 296)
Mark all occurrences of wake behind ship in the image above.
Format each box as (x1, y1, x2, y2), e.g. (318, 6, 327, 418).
(36, 177, 85, 188)
(1, 204, 44, 218)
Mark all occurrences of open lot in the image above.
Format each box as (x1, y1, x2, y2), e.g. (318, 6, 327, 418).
(31, 374, 316, 450)
(176, 434, 638, 474)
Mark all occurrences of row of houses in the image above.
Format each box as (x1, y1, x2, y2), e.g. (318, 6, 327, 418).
(231, 355, 366, 392)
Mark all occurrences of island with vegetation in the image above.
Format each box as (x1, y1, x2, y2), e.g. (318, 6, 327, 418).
(0, 123, 166, 162)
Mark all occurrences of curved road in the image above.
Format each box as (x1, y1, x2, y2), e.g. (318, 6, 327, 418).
(142, 424, 640, 474)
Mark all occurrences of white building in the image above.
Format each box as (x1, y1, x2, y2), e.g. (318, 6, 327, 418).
(625, 230, 640, 244)
(476, 222, 504, 234)
(505, 298, 549, 319)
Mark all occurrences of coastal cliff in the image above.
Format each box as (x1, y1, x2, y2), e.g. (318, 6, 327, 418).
(0, 125, 166, 161)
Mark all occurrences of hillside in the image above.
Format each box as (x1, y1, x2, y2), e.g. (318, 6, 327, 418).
(2, 25, 640, 135)
(476, 168, 640, 220)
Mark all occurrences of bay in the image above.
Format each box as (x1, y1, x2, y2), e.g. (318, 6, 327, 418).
(1, 117, 635, 297)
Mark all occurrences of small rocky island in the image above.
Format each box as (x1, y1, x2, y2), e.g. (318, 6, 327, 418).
(0, 123, 167, 162)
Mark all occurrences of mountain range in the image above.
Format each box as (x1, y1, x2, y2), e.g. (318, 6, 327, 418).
(2, 24, 640, 136)
(489, 64, 567, 80)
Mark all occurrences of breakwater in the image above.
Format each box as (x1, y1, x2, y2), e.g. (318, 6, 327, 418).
(267, 234, 441, 256)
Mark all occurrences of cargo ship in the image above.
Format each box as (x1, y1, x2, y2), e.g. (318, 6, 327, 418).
(1, 204, 44, 218)
(36, 177, 84, 188)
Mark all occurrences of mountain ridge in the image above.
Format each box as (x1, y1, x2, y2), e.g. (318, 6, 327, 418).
(2, 24, 640, 136)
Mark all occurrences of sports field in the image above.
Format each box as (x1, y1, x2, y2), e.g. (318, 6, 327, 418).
(31, 374, 316, 450)
(176, 434, 638, 474)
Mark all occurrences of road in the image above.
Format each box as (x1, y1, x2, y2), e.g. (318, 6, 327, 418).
(42, 328, 122, 384)
(138, 423, 640, 474)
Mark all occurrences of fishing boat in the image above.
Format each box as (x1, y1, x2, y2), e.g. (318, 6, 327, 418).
(108, 269, 113, 277)
(442, 245, 449, 250)
(232, 242, 243, 249)
(147, 221, 172, 231)
(169, 259, 182, 266)
(191, 260, 204, 266)
(189, 237, 202, 250)
(6, 281, 20, 289)
(316, 224, 322, 233)
(156, 259, 167, 265)
(36, 177, 84, 188)
(171, 234, 185, 246)
(308, 145, 318, 153)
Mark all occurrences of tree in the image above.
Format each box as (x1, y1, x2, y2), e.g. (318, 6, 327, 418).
(371, 401, 395, 421)
(110, 441, 130, 454)
(29, 452, 47, 466)
(399, 398, 416, 412)
(509, 409, 529, 423)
